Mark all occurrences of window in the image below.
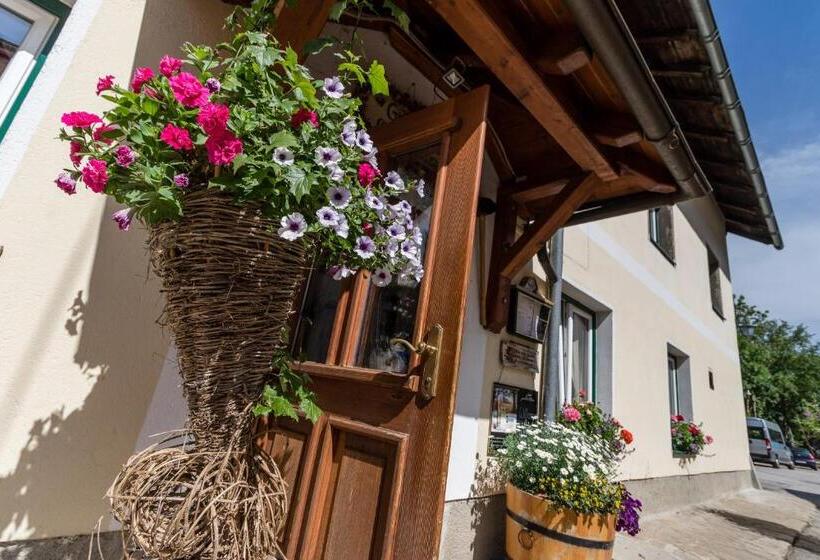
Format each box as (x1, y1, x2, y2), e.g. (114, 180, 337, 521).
(770, 429, 785, 445)
(708, 369, 715, 390)
(747, 426, 765, 440)
(707, 249, 724, 318)
(648, 206, 675, 263)
(668, 355, 681, 416)
(0, 0, 70, 141)
(559, 301, 595, 403)
(667, 345, 692, 419)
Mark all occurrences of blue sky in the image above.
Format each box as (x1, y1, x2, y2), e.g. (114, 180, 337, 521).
(712, 1, 820, 337)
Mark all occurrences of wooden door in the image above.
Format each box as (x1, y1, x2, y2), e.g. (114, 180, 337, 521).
(258, 86, 489, 560)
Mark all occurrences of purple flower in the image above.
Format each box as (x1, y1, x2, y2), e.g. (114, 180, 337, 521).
(205, 77, 221, 93)
(363, 147, 379, 169)
(410, 226, 423, 245)
(173, 173, 190, 188)
(354, 235, 376, 259)
(401, 239, 419, 260)
(328, 165, 344, 182)
(416, 178, 426, 198)
(386, 238, 400, 258)
(327, 186, 351, 209)
(316, 205, 340, 227)
(391, 200, 412, 217)
(387, 222, 407, 240)
(341, 119, 357, 147)
(385, 171, 405, 192)
(355, 130, 373, 152)
(273, 147, 294, 166)
(55, 172, 77, 195)
(333, 216, 349, 238)
(315, 146, 341, 167)
(112, 208, 133, 231)
(616, 490, 642, 536)
(330, 265, 355, 280)
(322, 76, 345, 98)
(278, 212, 307, 240)
(114, 145, 136, 167)
(365, 190, 384, 210)
(371, 267, 392, 287)
(399, 262, 424, 285)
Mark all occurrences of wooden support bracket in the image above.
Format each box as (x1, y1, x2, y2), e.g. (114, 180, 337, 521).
(484, 174, 600, 332)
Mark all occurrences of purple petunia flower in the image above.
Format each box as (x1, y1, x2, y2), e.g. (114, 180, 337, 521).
(205, 77, 221, 93)
(371, 267, 392, 287)
(328, 165, 344, 182)
(363, 147, 379, 169)
(410, 226, 423, 245)
(400, 239, 419, 259)
(387, 222, 407, 240)
(327, 186, 351, 209)
(273, 147, 294, 166)
(315, 146, 341, 167)
(55, 172, 77, 195)
(316, 205, 340, 227)
(322, 76, 345, 98)
(355, 130, 373, 152)
(112, 208, 133, 231)
(341, 119, 357, 147)
(354, 235, 376, 259)
(333, 216, 349, 238)
(416, 178, 426, 198)
(173, 173, 190, 188)
(330, 265, 355, 280)
(278, 212, 307, 240)
(385, 171, 405, 192)
(616, 490, 642, 536)
(365, 190, 384, 210)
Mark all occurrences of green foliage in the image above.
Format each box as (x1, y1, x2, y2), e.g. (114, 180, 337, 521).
(253, 350, 322, 423)
(557, 400, 632, 460)
(736, 295, 820, 447)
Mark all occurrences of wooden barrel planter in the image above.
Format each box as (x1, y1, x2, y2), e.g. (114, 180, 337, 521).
(506, 483, 616, 560)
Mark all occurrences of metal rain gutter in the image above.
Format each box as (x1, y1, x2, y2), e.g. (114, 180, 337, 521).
(688, 0, 783, 249)
(563, 0, 711, 199)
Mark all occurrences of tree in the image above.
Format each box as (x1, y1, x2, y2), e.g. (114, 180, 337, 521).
(735, 295, 820, 448)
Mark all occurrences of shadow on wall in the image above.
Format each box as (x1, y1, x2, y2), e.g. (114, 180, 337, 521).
(0, 0, 233, 541)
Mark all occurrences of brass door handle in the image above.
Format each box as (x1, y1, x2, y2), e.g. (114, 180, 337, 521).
(390, 323, 443, 399)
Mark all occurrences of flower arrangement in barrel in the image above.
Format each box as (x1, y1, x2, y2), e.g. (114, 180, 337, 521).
(497, 397, 642, 537)
(56, 16, 424, 290)
(670, 414, 713, 456)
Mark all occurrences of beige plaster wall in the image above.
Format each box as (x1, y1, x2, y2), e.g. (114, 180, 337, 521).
(0, 0, 232, 541)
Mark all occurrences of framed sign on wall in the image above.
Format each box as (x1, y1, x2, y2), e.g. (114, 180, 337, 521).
(507, 278, 551, 343)
(489, 383, 539, 452)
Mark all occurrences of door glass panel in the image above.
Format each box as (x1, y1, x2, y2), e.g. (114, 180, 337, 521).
(0, 7, 31, 78)
(294, 266, 342, 363)
(356, 142, 441, 373)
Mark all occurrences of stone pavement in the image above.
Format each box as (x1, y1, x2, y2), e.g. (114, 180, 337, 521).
(613, 488, 819, 559)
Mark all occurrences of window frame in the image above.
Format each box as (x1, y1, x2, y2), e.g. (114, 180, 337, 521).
(707, 248, 725, 319)
(0, 0, 70, 142)
(558, 299, 596, 404)
(648, 206, 676, 265)
(668, 354, 680, 417)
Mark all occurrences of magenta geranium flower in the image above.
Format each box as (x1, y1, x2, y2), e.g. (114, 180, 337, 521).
(357, 162, 378, 186)
(197, 103, 230, 135)
(160, 123, 194, 151)
(81, 159, 108, 193)
(205, 130, 243, 165)
(159, 55, 182, 77)
(291, 108, 319, 128)
(55, 172, 76, 195)
(61, 111, 102, 128)
(173, 173, 190, 188)
(169, 72, 210, 108)
(114, 145, 137, 167)
(96, 75, 114, 96)
(130, 66, 154, 93)
(69, 141, 83, 166)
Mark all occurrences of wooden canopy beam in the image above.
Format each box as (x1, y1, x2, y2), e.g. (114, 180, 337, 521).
(533, 32, 592, 76)
(427, 0, 618, 181)
(484, 174, 600, 331)
(273, 0, 336, 56)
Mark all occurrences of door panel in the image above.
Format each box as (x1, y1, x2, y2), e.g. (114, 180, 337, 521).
(262, 86, 490, 560)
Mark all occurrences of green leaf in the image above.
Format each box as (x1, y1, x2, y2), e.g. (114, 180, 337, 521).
(329, 1, 347, 21)
(284, 166, 310, 201)
(339, 62, 365, 84)
(384, 0, 411, 32)
(368, 60, 389, 96)
(303, 36, 336, 57)
(268, 130, 298, 148)
(300, 395, 322, 423)
(141, 97, 160, 116)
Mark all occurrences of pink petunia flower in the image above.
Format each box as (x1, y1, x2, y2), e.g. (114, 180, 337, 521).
(112, 208, 133, 231)
(96, 75, 115, 95)
(81, 159, 108, 193)
(357, 162, 378, 186)
(159, 55, 182, 77)
(197, 103, 230, 135)
(114, 145, 137, 167)
(55, 172, 77, 195)
(169, 72, 210, 108)
(291, 108, 319, 128)
(130, 67, 154, 93)
(160, 123, 194, 151)
(561, 406, 581, 423)
(205, 130, 243, 165)
(69, 141, 83, 166)
(61, 111, 102, 128)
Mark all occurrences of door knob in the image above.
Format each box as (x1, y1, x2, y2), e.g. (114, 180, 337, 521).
(390, 323, 443, 399)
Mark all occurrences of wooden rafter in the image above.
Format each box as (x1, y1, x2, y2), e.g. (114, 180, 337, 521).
(426, 0, 618, 181)
(273, 0, 336, 56)
(533, 32, 592, 76)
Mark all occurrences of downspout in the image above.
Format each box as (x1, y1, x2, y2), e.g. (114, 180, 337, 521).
(688, 0, 783, 249)
(538, 231, 564, 421)
(563, 0, 711, 199)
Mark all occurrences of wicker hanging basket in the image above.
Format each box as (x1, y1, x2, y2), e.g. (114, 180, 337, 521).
(109, 188, 310, 559)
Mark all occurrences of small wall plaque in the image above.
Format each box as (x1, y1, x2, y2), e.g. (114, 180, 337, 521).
(500, 339, 540, 374)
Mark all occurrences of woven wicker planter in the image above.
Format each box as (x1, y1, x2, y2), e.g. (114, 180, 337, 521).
(506, 484, 616, 560)
(110, 188, 310, 559)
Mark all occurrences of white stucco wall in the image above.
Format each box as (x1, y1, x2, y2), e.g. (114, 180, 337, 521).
(0, 0, 232, 541)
